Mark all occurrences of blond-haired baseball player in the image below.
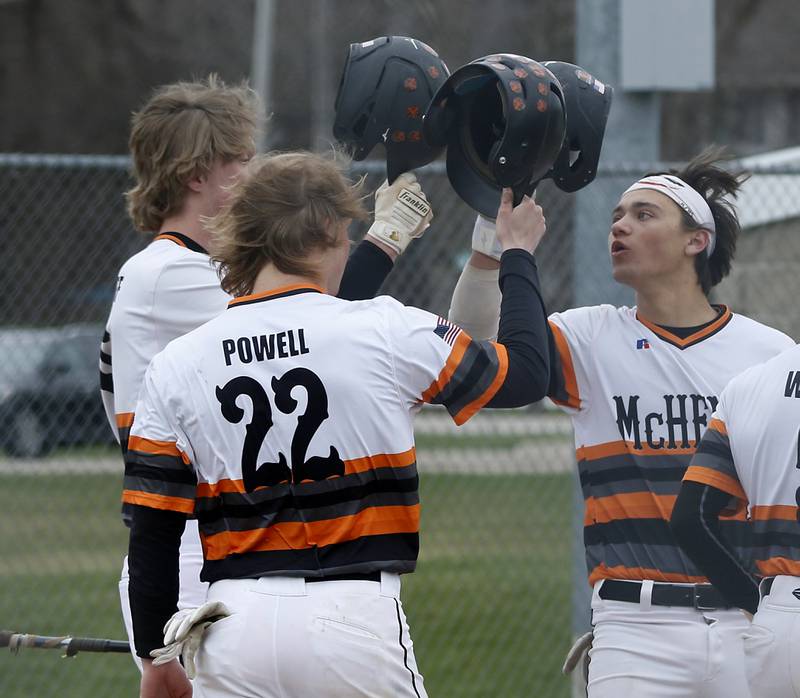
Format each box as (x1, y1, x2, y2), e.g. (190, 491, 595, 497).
(124, 152, 550, 696)
(99, 76, 435, 671)
(449, 148, 794, 696)
(673, 343, 800, 697)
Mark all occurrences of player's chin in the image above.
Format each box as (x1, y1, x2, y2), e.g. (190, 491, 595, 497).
(610, 260, 635, 286)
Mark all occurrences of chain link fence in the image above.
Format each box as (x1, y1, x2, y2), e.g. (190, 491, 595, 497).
(1, 154, 798, 697)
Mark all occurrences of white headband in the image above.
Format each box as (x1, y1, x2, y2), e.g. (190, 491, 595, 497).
(624, 174, 717, 256)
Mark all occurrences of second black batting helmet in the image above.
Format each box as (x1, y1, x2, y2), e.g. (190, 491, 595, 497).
(333, 36, 449, 183)
(423, 53, 566, 218)
(541, 61, 613, 193)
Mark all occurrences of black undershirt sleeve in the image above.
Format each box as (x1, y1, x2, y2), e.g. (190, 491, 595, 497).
(128, 504, 187, 658)
(485, 249, 551, 407)
(337, 240, 394, 301)
(670, 481, 759, 614)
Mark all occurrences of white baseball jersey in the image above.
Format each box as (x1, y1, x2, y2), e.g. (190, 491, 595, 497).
(100, 233, 228, 451)
(548, 304, 793, 586)
(685, 343, 800, 578)
(123, 286, 507, 580)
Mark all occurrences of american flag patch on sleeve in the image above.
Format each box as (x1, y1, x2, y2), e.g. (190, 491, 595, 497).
(433, 317, 462, 346)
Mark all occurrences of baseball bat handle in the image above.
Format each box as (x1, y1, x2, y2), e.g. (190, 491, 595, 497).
(65, 637, 131, 655)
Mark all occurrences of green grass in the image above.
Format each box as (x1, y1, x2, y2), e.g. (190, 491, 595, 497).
(0, 471, 572, 697)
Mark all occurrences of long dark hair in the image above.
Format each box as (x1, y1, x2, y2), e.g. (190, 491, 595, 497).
(649, 146, 748, 295)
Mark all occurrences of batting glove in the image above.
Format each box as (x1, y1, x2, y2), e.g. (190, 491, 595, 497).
(561, 629, 593, 680)
(365, 172, 433, 255)
(150, 601, 231, 680)
(471, 214, 503, 261)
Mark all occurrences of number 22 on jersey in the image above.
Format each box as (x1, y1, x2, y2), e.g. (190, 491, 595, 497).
(216, 367, 344, 492)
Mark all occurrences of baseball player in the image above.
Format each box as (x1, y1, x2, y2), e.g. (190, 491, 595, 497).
(98, 76, 435, 670)
(123, 152, 550, 697)
(671, 342, 800, 697)
(449, 148, 795, 696)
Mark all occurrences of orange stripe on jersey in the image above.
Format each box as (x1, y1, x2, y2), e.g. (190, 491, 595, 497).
(585, 493, 677, 526)
(195, 449, 417, 497)
(343, 448, 417, 475)
(750, 504, 799, 521)
(154, 233, 187, 247)
(577, 439, 697, 462)
(452, 341, 509, 426)
(549, 321, 580, 409)
(756, 557, 800, 577)
(202, 504, 420, 560)
(127, 435, 191, 464)
(116, 412, 135, 428)
(121, 489, 195, 515)
(421, 332, 471, 403)
(683, 465, 747, 501)
(589, 563, 709, 586)
(228, 284, 325, 307)
(708, 418, 727, 435)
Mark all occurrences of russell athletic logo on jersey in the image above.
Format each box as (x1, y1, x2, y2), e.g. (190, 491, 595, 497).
(636, 338, 650, 349)
(613, 393, 719, 449)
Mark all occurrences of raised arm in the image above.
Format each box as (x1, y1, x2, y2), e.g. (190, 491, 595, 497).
(338, 172, 432, 300)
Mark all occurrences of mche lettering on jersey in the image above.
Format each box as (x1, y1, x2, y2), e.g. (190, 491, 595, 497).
(613, 393, 719, 450)
(222, 329, 309, 366)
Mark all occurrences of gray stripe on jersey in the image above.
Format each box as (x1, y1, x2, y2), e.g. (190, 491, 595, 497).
(431, 340, 501, 416)
(199, 491, 420, 537)
(690, 428, 737, 480)
(123, 475, 197, 502)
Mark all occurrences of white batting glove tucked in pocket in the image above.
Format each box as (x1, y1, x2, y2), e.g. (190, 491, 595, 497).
(471, 214, 503, 261)
(150, 601, 231, 679)
(365, 172, 433, 255)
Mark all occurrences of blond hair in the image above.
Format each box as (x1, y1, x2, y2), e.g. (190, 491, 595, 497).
(210, 151, 368, 296)
(125, 75, 260, 233)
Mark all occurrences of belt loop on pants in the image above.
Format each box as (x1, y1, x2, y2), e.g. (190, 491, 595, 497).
(639, 580, 654, 610)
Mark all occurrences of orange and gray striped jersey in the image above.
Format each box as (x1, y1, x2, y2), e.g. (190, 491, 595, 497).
(548, 304, 793, 586)
(685, 343, 800, 578)
(122, 286, 508, 581)
(99, 233, 228, 454)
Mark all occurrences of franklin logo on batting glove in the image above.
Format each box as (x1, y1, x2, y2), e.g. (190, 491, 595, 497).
(365, 172, 434, 255)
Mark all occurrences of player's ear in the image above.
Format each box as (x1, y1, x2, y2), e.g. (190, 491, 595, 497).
(686, 229, 711, 257)
(187, 170, 208, 194)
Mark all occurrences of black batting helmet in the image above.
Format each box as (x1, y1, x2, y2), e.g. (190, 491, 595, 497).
(333, 36, 449, 183)
(541, 61, 613, 192)
(423, 53, 566, 218)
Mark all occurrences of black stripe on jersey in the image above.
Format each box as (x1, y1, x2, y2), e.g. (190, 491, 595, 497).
(395, 598, 422, 698)
(199, 492, 420, 536)
(580, 465, 689, 488)
(102, 330, 110, 342)
(438, 344, 491, 407)
(100, 370, 114, 393)
(200, 532, 419, 583)
(693, 437, 733, 461)
(125, 462, 198, 486)
(584, 517, 749, 549)
(159, 231, 208, 254)
(125, 451, 192, 473)
(196, 474, 419, 526)
(228, 287, 322, 308)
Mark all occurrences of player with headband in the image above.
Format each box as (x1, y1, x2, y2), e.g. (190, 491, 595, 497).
(448, 147, 794, 696)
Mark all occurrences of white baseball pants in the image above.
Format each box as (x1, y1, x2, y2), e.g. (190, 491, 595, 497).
(587, 580, 752, 698)
(119, 518, 208, 671)
(192, 572, 426, 698)
(743, 575, 800, 698)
